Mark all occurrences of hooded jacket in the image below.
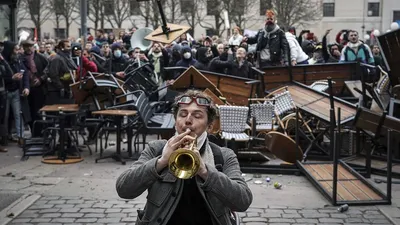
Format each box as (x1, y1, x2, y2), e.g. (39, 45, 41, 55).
(2, 41, 29, 92)
(285, 32, 309, 63)
(194, 47, 212, 71)
(176, 46, 197, 68)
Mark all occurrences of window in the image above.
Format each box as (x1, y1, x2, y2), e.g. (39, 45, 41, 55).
(259, 0, 272, 16)
(367, 2, 379, 17)
(207, 0, 219, 16)
(54, 0, 65, 15)
(130, 0, 140, 15)
(103, 0, 114, 15)
(394, 11, 400, 22)
(104, 28, 113, 34)
(323, 2, 335, 17)
(180, 0, 194, 14)
(30, 0, 40, 15)
(233, 0, 245, 16)
(54, 28, 66, 39)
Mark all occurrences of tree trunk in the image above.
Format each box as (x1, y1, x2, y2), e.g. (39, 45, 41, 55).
(65, 20, 70, 37)
(36, 14, 41, 40)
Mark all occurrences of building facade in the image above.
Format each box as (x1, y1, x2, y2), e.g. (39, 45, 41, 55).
(16, 0, 400, 42)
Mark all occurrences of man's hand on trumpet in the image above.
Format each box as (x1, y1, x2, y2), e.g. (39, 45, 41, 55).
(156, 129, 194, 172)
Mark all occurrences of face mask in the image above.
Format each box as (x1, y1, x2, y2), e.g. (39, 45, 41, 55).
(183, 52, 191, 59)
(114, 50, 122, 58)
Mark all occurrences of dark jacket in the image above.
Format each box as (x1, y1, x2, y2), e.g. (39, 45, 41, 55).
(176, 46, 197, 68)
(2, 41, 29, 92)
(21, 51, 49, 88)
(228, 60, 254, 79)
(116, 140, 252, 225)
(208, 53, 234, 74)
(247, 26, 289, 64)
(194, 47, 212, 71)
(47, 51, 77, 91)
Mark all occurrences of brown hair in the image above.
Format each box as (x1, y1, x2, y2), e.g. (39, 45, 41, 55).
(172, 89, 218, 125)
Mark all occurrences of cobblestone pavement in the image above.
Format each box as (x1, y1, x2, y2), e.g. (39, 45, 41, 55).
(8, 196, 393, 225)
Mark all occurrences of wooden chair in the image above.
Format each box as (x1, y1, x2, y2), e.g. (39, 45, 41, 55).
(248, 99, 277, 134)
(266, 87, 312, 135)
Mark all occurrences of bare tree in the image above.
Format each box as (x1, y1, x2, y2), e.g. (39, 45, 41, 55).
(0, 2, 27, 28)
(138, 0, 162, 29)
(197, 0, 226, 37)
(48, 0, 63, 38)
(180, 0, 201, 37)
(221, 0, 259, 32)
(164, 0, 183, 24)
(86, 0, 106, 31)
(264, 0, 322, 29)
(20, 0, 52, 40)
(104, 0, 132, 28)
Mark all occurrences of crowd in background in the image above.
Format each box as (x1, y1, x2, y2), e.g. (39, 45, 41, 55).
(0, 8, 386, 152)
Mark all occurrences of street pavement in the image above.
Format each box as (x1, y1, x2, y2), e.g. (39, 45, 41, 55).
(0, 136, 399, 225)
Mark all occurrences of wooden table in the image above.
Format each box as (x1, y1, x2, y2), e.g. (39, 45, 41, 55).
(288, 85, 357, 124)
(92, 110, 137, 165)
(40, 104, 82, 164)
(40, 104, 80, 112)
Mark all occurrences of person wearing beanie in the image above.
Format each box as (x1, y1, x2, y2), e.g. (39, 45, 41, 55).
(176, 46, 197, 69)
(244, 9, 289, 68)
(104, 42, 128, 79)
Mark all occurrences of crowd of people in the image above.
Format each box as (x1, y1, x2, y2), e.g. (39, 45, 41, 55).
(0, 8, 385, 153)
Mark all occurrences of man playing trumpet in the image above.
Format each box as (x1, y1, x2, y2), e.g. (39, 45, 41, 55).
(116, 90, 252, 225)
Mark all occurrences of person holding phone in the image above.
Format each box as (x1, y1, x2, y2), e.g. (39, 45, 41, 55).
(1, 41, 30, 143)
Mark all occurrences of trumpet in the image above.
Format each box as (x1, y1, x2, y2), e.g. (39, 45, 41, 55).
(168, 135, 200, 179)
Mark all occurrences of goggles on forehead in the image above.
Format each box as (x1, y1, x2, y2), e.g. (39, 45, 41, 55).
(177, 96, 211, 106)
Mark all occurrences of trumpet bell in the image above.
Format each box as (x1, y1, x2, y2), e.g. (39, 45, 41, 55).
(169, 148, 201, 179)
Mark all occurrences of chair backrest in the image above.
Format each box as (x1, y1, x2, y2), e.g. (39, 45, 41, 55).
(218, 105, 249, 133)
(310, 81, 329, 92)
(273, 91, 296, 116)
(376, 70, 390, 94)
(354, 107, 385, 136)
(135, 92, 155, 127)
(250, 101, 275, 125)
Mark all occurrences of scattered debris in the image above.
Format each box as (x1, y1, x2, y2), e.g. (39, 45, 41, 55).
(274, 182, 282, 189)
(84, 171, 93, 176)
(337, 204, 349, 212)
(254, 180, 263, 184)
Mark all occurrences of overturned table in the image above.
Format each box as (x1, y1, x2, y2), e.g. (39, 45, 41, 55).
(92, 110, 137, 165)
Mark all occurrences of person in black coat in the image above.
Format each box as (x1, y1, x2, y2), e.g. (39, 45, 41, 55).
(244, 9, 289, 68)
(228, 48, 254, 79)
(194, 47, 214, 71)
(47, 39, 77, 104)
(20, 40, 49, 137)
(2, 41, 30, 142)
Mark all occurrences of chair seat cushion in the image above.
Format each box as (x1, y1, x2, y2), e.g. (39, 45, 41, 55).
(256, 124, 279, 130)
(221, 132, 249, 141)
